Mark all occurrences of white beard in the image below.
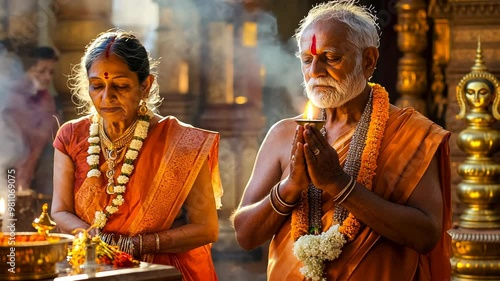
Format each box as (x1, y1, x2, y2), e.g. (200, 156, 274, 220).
(303, 58, 367, 109)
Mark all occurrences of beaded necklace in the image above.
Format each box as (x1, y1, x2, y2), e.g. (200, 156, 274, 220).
(306, 89, 373, 234)
(291, 83, 390, 280)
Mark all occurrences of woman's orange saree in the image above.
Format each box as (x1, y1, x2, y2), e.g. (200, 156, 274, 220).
(54, 116, 223, 281)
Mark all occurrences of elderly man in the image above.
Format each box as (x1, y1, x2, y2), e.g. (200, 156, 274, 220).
(232, 1, 451, 280)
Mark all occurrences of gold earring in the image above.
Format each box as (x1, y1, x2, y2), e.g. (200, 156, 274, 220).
(138, 100, 148, 116)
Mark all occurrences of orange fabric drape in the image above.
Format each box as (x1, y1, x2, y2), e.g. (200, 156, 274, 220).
(54, 116, 222, 281)
(268, 107, 451, 281)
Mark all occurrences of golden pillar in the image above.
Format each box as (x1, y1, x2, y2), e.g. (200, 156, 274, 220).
(394, 0, 429, 115)
(428, 0, 450, 123)
(449, 41, 500, 280)
(52, 0, 113, 121)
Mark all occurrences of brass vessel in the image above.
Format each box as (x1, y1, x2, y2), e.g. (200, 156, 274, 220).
(0, 204, 73, 280)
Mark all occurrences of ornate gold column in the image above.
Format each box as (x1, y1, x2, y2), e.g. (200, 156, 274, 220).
(394, 0, 429, 115)
(428, 0, 450, 124)
(52, 0, 113, 121)
(154, 0, 198, 123)
(449, 42, 500, 280)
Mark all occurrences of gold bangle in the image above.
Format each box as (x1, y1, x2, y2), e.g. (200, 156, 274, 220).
(154, 233, 160, 253)
(269, 187, 291, 216)
(138, 234, 143, 257)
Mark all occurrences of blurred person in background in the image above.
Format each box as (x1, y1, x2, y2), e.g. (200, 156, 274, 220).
(3, 46, 59, 192)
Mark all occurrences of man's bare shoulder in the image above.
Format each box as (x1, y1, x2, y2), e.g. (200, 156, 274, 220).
(265, 115, 302, 143)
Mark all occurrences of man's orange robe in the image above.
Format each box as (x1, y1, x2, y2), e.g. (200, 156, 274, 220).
(268, 107, 451, 281)
(54, 116, 222, 281)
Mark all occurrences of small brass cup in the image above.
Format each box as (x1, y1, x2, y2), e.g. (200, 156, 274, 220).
(295, 119, 326, 132)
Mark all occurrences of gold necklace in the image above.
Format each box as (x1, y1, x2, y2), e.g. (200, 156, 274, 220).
(99, 118, 138, 150)
(99, 117, 139, 194)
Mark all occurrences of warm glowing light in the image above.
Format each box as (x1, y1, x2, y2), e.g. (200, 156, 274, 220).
(178, 61, 189, 94)
(235, 96, 248, 104)
(304, 101, 314, 120)
(0, 198, 4, 217)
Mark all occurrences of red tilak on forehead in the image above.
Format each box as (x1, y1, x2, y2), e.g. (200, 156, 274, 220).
(104, 72, 109, 79)
(311, 34, 317, 55)
(105, 37, 116, 58)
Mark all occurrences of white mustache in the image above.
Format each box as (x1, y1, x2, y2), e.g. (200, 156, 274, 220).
(307, 77, 340, 88)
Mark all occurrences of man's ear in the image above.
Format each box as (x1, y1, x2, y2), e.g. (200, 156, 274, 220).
(362, 47, 379, 79)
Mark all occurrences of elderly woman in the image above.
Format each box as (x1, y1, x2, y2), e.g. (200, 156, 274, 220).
(51, 30, 222, 280)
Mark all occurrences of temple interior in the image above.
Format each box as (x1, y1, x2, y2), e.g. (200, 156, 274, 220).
(1, 0, 500, 280)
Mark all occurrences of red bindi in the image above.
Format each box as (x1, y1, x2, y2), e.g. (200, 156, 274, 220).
(104, 72, 108, 79)
(311, 34, 317, 55)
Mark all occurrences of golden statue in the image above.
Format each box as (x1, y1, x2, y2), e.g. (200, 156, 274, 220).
(450, 39, 500, 280)
(456, 40, 500, 120)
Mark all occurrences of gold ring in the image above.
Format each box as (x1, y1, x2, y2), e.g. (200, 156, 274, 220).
(313, 148, 320, 155)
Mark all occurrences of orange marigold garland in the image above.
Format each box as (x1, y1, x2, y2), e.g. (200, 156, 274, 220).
(292, 83, 390, 280)
(356, 83, 389, 190)
(338, 83, 389, 241)
(291, 189, 309, 241)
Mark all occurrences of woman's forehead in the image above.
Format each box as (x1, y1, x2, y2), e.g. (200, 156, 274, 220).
(88, 55, 134, 76)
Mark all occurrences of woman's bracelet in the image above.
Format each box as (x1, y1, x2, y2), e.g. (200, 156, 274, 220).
(154, 233, 160, 253)
(138, 234, 143, 257)
(116, 235, 134, 256)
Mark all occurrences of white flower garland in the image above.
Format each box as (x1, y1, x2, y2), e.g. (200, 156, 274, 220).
(87, 114, 101, 177)
(292, 225, 346, 281)
(87, 112, 152, 229)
